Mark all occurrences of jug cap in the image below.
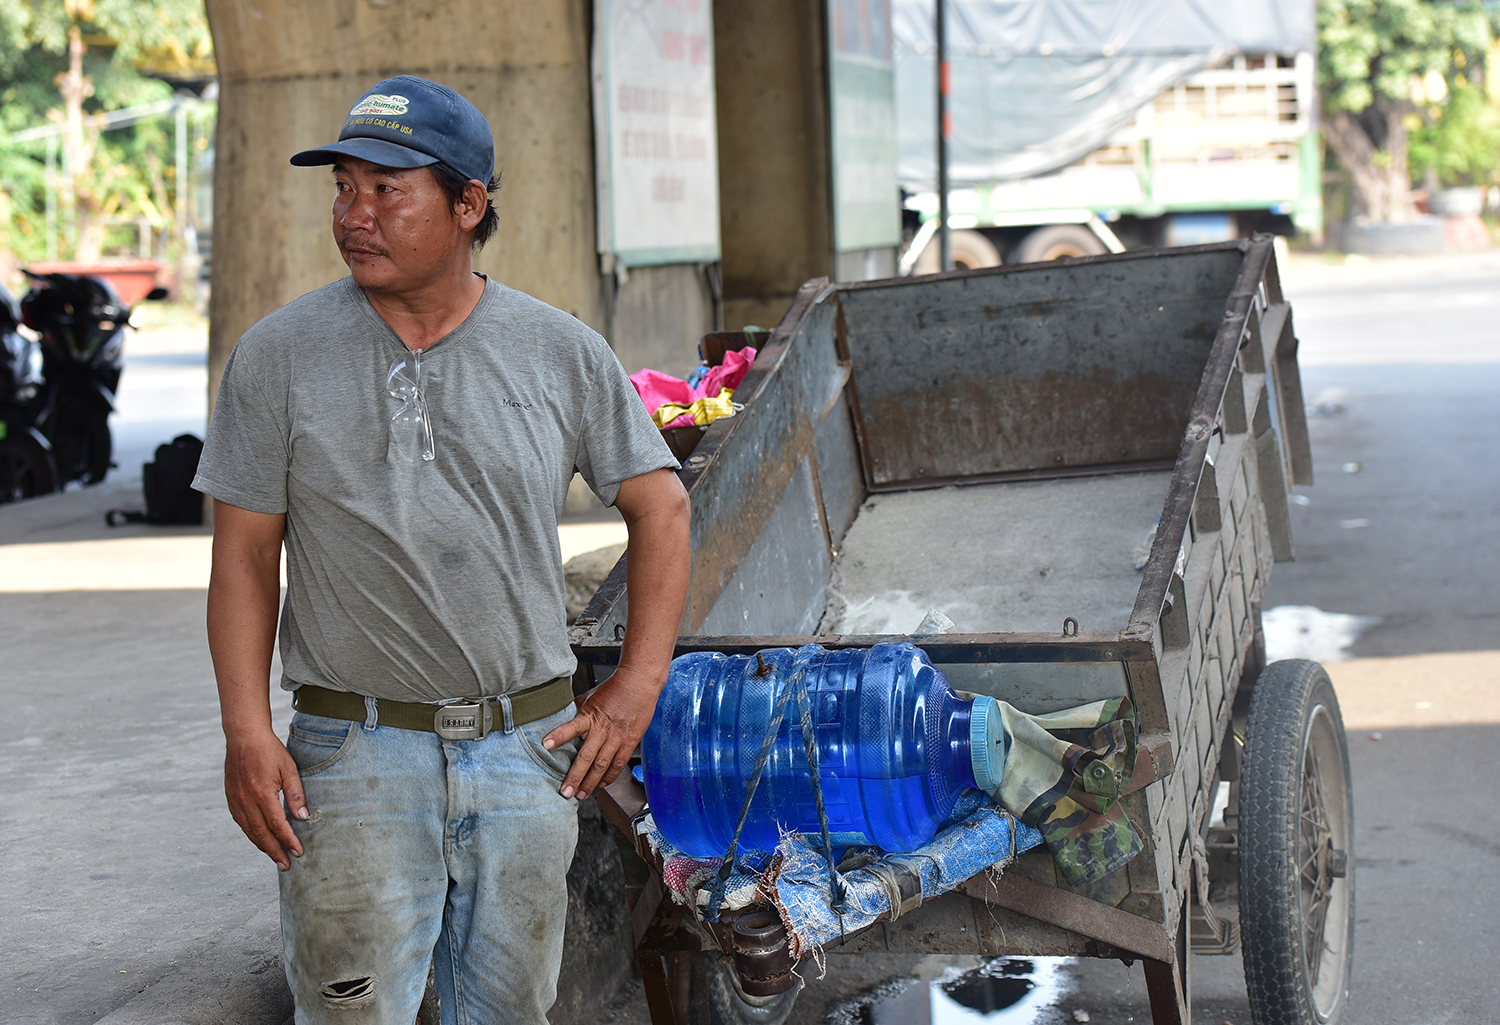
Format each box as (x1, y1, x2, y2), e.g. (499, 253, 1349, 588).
(969, 696, 1005, 791)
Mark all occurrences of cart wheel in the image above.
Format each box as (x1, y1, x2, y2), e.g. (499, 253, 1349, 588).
(672, 950, 800, 1025)
(1239, 659, 1354, 1024)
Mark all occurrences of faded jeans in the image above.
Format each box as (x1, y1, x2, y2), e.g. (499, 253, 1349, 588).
(279, 703, 579, 1025)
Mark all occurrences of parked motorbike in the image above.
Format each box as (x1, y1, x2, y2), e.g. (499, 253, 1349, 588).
(0, 271, 166, 504)
(0, 280, 55, 502)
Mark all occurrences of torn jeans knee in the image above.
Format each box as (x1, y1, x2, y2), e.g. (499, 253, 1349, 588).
(320, 975, 377, 1007)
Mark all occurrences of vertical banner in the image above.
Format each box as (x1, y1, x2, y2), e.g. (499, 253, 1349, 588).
(593, 0, 722, 267)
(829, 0, 901, 253)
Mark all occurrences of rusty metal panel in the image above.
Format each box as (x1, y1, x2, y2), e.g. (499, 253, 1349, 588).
(1129, 238, 1274, 637)
(1260, 301, 1315, 487)
(696, 459, 831, 636)
(838, 247, 1244, 488)
(939, 660, 1128, 713)
(679, 280, 839, 632)
(959, 872, 1173, 961)
(813, 393, 865, 549)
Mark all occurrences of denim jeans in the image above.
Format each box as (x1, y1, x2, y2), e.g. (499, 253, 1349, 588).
(279, 703, 579, 1025)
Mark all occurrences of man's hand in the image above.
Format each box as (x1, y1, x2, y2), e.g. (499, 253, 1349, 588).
(543, 665, 664, 800)
(543, 466, 690, 800)
(225, 725, 308, 870)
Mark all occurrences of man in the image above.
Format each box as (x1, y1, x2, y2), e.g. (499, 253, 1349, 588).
(196, 75, 690, 1025)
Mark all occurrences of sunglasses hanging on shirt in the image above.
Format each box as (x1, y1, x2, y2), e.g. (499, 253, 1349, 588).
(388, 351, 435, 462)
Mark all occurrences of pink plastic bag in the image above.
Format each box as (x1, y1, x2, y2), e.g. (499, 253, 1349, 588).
(630, 346, 758, 429)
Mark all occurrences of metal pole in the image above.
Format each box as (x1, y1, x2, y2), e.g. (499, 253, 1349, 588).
(935, 0, 950, 271)
(45, 134, 57, 261)
(175, 100, 188, 248)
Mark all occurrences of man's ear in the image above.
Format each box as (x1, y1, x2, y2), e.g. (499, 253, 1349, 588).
(455, 179, 487, 232)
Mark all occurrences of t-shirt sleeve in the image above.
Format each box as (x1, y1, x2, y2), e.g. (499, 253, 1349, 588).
(574, 339, 679, 507)
(192, 336, 291, 515)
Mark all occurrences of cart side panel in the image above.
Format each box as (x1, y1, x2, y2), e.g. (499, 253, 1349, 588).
(813, 392, 865, 550)
(1140, 268, 1300, 944)
(694, 460, 831, 636)
(940, 660, 1129, 714)
(673, 282, 855, 635)
(838, 247, 1245, 489)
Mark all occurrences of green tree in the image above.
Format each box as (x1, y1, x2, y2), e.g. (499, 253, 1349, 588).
(1319, 0, 1494, 222)
(0, 0, 211, 262)
(1409, 78, 1500, 190)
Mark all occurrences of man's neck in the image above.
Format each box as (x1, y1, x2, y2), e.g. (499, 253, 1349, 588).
(362, 267, 487, 352)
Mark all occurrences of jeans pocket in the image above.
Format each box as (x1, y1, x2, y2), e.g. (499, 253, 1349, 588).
(519, 704, 578, 784)
(287, 712, 357, 777)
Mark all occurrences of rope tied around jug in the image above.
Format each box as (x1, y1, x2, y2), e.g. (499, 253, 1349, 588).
(704, 645, 848, 940)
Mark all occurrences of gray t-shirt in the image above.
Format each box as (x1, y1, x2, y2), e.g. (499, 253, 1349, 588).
(194, 275, 676, 702)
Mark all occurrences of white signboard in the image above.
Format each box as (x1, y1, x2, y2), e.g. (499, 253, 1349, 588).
(593, 0, 722, 266)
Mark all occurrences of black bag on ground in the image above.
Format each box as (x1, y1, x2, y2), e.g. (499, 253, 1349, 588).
(105, 434, 204, 526)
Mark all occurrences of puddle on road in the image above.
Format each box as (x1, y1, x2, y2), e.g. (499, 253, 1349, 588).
(1263, 604, 1379, 663)
(831, 957, 1073, 1025)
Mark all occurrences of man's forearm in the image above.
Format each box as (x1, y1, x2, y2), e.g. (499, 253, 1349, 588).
(617, 480, 691, 683)
(206, 501, 287, 735)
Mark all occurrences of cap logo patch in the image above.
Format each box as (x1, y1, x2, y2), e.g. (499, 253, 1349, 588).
(349, 94, 410, 116)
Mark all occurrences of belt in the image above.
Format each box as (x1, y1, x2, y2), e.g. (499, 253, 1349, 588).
(294, 676, 575, 741)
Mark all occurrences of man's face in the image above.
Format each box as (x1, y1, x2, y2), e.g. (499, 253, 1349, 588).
(331, 158, 465, 293)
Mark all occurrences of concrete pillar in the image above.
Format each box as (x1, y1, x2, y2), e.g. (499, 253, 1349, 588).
(713, 0, 834, 331)
(204, 0, 711, 407)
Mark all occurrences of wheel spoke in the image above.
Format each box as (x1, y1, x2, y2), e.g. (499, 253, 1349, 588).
(1299, 738, 1334, 983)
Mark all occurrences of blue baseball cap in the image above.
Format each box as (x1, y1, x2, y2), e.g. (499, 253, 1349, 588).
(290, 75, 494, 184)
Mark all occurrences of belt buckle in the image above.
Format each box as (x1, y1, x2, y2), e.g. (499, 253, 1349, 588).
(435, 700, 491, 740)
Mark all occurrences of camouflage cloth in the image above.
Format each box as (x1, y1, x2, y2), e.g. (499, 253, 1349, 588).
(973, 694, 1141, 886)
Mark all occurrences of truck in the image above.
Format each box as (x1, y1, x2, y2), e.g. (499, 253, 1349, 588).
(891, 0, 1322, 270)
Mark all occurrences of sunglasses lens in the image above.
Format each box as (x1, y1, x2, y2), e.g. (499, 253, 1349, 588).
(388, 357, 419, 400)
(387, 353, 434, 462)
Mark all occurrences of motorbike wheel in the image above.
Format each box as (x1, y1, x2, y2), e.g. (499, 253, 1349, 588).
(79, 414, 113, 484)
(0, 427, 59, 502)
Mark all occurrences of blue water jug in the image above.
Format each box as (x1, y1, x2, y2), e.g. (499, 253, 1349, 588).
(641, 642, 1005, 858)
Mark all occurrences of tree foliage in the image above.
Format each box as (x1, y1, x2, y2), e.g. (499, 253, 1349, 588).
(1409, 79, 1500, 188)
(0, 0, 213, 268)
(0, 0, 212, 71)
(1318, 0, 1497, 221)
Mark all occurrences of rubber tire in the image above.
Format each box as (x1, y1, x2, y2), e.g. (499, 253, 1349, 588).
(79, 412, 113, 484)
(1239, 659, 1355, 1025)
(0, 428, 59, 503)
(676, 950, 800, 1025)
(1012, 224, 1108, 264)
(913, 229, 1003, 274)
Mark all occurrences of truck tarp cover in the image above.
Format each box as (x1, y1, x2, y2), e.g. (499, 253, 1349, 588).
(895, 0, 1315, 187)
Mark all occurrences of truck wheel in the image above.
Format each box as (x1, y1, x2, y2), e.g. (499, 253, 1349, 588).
(1012, 224, 1107, 263)
(913, 229, 1002, 274)
(672, 950, 800, 1025)
(0, 427, 58, 502)
(1240, 659, 1354, 1025)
